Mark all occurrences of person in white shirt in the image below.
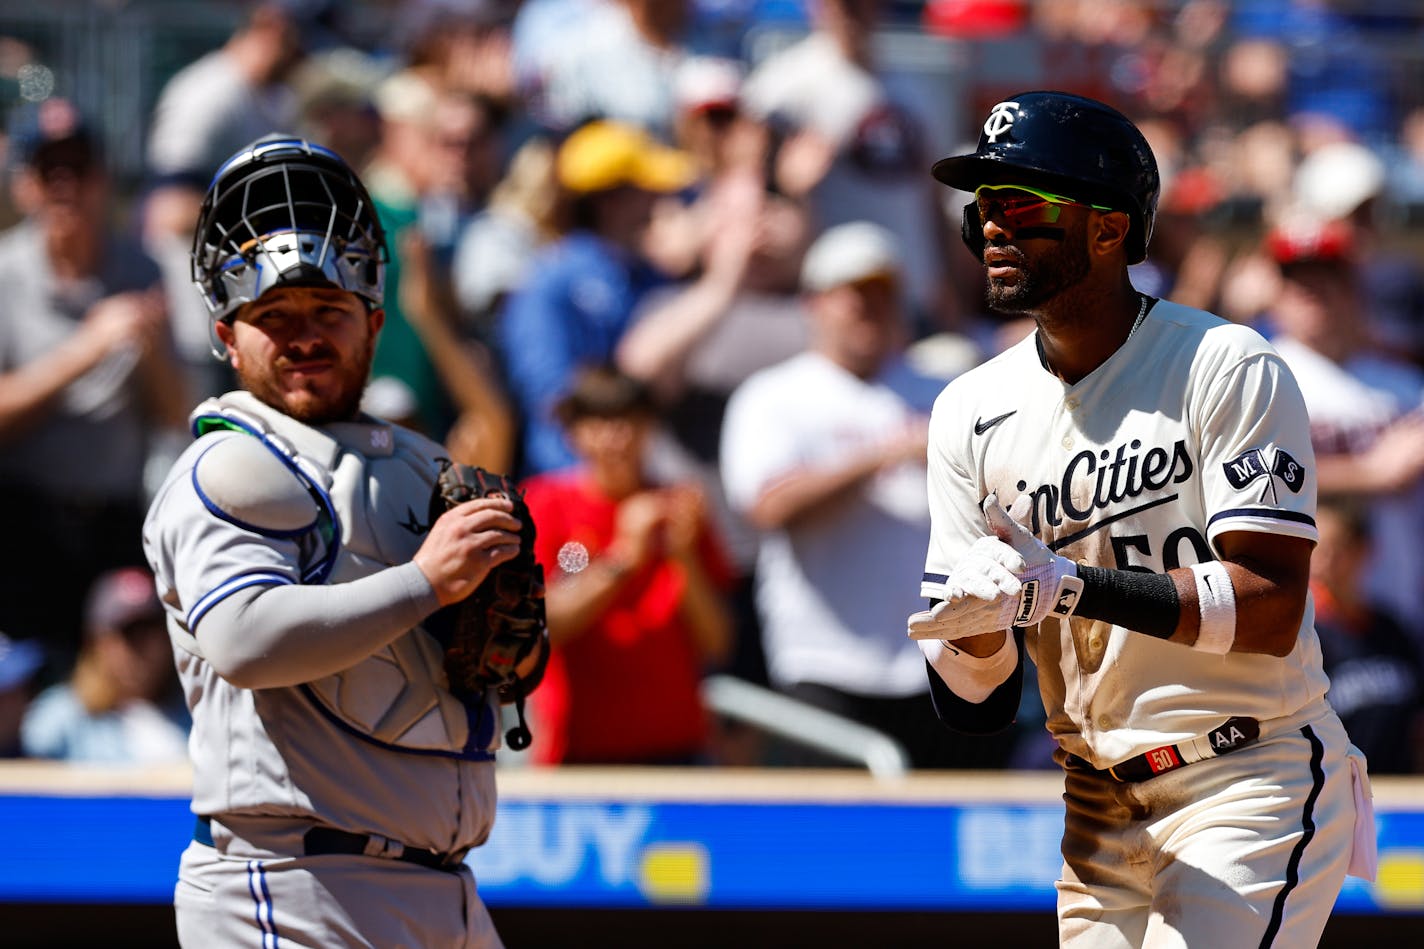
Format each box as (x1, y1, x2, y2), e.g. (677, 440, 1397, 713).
(1264, 216, 1424, 646)
(721, 221, 1000, 768)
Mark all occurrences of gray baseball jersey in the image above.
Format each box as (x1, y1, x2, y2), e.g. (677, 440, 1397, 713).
(144, 390, 504, 947)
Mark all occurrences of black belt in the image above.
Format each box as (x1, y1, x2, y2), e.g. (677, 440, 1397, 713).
(194, 817, 458, 871)
(1068, 716, 1261, 783)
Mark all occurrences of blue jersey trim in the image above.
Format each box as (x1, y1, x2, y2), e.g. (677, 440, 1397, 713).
(246, 859, 280, 948)
(190, 441, 319, 539)
(1259, 725, 1324, 946)
(191, 412, 342, 585)
(1208, 507, 1316, 529)
(188, 573, 294, 630)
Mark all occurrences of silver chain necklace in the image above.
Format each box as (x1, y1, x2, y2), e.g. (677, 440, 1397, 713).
(1034, 294, 1153, 377)
(1126, 293, 1151, 341)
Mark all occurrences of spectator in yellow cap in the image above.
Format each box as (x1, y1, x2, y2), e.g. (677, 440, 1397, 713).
(497, 120, 696, 475)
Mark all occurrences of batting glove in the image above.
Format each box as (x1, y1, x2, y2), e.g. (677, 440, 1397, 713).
(907, 494, 1083, 641)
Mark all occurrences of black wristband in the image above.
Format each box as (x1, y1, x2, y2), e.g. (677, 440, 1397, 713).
(1075, 564, 1180, 639)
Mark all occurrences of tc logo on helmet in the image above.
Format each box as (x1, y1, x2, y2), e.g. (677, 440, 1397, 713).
(983, 101, 1021, 143)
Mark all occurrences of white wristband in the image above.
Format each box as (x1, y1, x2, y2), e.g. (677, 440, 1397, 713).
(1190, 561, 1236, 654)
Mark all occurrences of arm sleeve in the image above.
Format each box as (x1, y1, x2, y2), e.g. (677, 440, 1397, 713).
(924, 629, 1025, 735)
(195, 562, 441, 689)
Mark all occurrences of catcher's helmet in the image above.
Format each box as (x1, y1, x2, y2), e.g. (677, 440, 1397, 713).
(191, 136, 387, 335)
(933, 91, 1159, 264)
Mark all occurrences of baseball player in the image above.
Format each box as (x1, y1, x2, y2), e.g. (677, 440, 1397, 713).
(909, 92, 1377, 947)
(143, 137, 530, 948)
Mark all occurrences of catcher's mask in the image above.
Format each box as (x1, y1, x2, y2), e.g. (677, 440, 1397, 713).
(191, 135, 387, 356)
(933, 91, 1160, 264)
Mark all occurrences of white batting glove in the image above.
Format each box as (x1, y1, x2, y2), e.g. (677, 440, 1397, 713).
(907, 494, 1084, 641)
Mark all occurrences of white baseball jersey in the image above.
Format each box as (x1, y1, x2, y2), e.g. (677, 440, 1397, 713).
(921, 299, 1333, 768)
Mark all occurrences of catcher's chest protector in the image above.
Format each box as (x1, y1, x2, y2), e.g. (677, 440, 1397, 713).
(191, 391, 500, 759)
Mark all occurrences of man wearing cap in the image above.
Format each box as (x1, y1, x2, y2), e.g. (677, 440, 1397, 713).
(719, 221, 1000, 768)
(910, 91, 1371, 946)
(20, 566, 188, 764)
(498, 119, 696, 475)
(1293, 139, 1424, 376)
(0, 98, 187, 661)
(616, 58, 814, 688)
(1265, 216, 1424, 651)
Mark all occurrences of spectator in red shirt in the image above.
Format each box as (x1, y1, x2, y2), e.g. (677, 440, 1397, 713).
(522, 365, 733, 764)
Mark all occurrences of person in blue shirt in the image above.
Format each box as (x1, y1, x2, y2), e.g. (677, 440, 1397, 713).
(0, 632, 44, 758)
(498, 120, 696, 475)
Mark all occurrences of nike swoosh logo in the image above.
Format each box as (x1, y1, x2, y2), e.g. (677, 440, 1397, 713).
(974, 411, 1016, 435)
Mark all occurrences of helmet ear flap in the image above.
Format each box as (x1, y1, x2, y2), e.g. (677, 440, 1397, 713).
(960, 200, 985, 260)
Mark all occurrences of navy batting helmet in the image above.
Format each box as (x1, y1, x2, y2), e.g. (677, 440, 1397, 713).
(933, 91, 1160, 264)
(191, 136, 387, 337)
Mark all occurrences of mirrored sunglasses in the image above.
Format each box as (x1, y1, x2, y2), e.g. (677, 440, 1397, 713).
(974, 183, 1111, 228)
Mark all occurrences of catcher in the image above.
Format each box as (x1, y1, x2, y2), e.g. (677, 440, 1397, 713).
(142, 136, 543, 949)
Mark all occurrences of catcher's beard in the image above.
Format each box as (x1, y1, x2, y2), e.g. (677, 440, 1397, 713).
(984, 222, 1091, 314)
(236, 337, 377, 425)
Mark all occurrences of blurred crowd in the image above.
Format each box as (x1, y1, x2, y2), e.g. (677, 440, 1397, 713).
(1, 0, 1422, 774)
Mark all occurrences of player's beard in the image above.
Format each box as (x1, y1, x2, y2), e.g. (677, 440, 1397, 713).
(983, 222, 1092, 314)
(237, 335, 376, 425)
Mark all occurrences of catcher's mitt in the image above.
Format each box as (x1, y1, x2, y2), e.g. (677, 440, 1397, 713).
(427, 460, 549, 750)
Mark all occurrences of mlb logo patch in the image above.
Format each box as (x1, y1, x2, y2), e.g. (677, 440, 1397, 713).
(1051, 587, 1080, 617)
